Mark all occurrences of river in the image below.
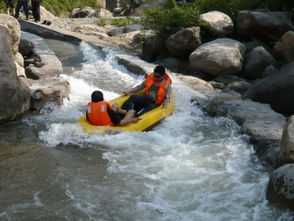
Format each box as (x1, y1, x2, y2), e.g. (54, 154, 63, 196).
(0, 40, 292, 221)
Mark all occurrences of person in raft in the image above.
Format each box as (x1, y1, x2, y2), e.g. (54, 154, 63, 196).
(122, 65, 172, 116)
(86, 90, 139, 126)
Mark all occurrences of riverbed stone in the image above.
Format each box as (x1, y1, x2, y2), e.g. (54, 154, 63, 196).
(189, 38, 246, 76)
(279, 116, 294, 166)
(178, 75, 214, 90)
(266, 164, 294, 210)
(225, 80, 252, 94)
(0, 26, 30, 122)
(27, 79, 70, 111)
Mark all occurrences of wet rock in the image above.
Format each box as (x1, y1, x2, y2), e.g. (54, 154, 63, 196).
(107, 27, 125, 36)
(204, 98, 286, 166)
(279, 116, 294, 166)
(28, 79, 70, 111)
(266, 164, 294, 210)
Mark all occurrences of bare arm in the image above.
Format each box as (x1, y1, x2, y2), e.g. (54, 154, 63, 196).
(124, 82, 145, 95)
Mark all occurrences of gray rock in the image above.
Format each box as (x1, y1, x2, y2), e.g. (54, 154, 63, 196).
(274, 31, 294, 62)
(225, 80, 252, 94)
(125, 24, 144, 33)
(29, 79, 70, 111)
(199, 11, 233, 35)
(0, 26, 30, 122)
(165, 26, 201, 57)
(244, 46, 276, 79)
(19, 38, 34, 57)
(189, 38, 246, 76)
(266, 164, 294, 210)
(142, 36, 166, 62)
(88, 8, 113, 18)
(279, 116, 294, 166)
(209, 81, 225, 89)
(204, 98, 286, 166)
(70, 7, 96, 18)
(237, 10, 294, 43)
(243, 62, 294, 116)
(0, 14, 20, 56)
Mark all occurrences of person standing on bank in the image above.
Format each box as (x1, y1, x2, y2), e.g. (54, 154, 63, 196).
(31, 0, 41, 22)
(122, 65, 172, 116)
(4, 0, 15, 16)
(14, 0, 29, 20)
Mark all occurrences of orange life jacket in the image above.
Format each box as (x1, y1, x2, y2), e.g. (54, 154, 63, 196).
(86, 101, 115, 126)
(144, 73, 172, 105)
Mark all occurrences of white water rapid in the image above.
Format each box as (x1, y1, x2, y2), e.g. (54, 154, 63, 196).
(0, 41, 292, 221)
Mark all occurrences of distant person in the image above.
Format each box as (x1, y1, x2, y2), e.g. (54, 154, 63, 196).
(14, 0, 29, 20)
(4, 0, 15, 16)
(31, 0, 41, 22)
(86, 91, 139, 126)
(122, 65, 172, 116)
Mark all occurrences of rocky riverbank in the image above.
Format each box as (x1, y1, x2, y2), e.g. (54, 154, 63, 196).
(1, 3, 294, 211)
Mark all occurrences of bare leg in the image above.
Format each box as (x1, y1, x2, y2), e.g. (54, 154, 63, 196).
(119, 110, 139, 126)
(112, 103, 127, 115)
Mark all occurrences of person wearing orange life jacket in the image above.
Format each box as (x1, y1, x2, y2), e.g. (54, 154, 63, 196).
(122, 65, 172, 116)
(86, 91, 139, 126)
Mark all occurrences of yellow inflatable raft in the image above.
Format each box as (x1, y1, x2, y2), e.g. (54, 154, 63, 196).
(78, 91, 175, 135)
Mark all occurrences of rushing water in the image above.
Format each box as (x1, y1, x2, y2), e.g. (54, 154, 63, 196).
(0, 41, 293, 221)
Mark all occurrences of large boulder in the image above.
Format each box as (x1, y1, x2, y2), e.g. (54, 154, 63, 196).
(0, 14, 21, 56)
(199, 11, 233, 35)
(274, 31, 294, 62)
(88, 8, 113, 18)
(279, 116, 294, 166)
(243, 62, 294, 116)
(70, 7, 96, 18)
(142, 35, 166, 62)
(0, 26, 30, 122)
(266, 164, 294, 210)
(165, 26, 201, 57)
(189, 38, 246, 76)
(237, 11, 294, 43)
(244, 46, 276, 79)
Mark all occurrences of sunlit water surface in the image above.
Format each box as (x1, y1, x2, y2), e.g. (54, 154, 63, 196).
(0, 41, 292, 221)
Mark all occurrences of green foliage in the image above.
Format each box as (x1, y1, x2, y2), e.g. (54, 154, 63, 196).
(143, 3, 200, 39)
(96, 17, 142, 27)
(189, 0, 293, 18)
(42, 0, 99, 16)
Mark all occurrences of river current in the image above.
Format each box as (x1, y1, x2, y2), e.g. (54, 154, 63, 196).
(0, 40, 292, 221)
